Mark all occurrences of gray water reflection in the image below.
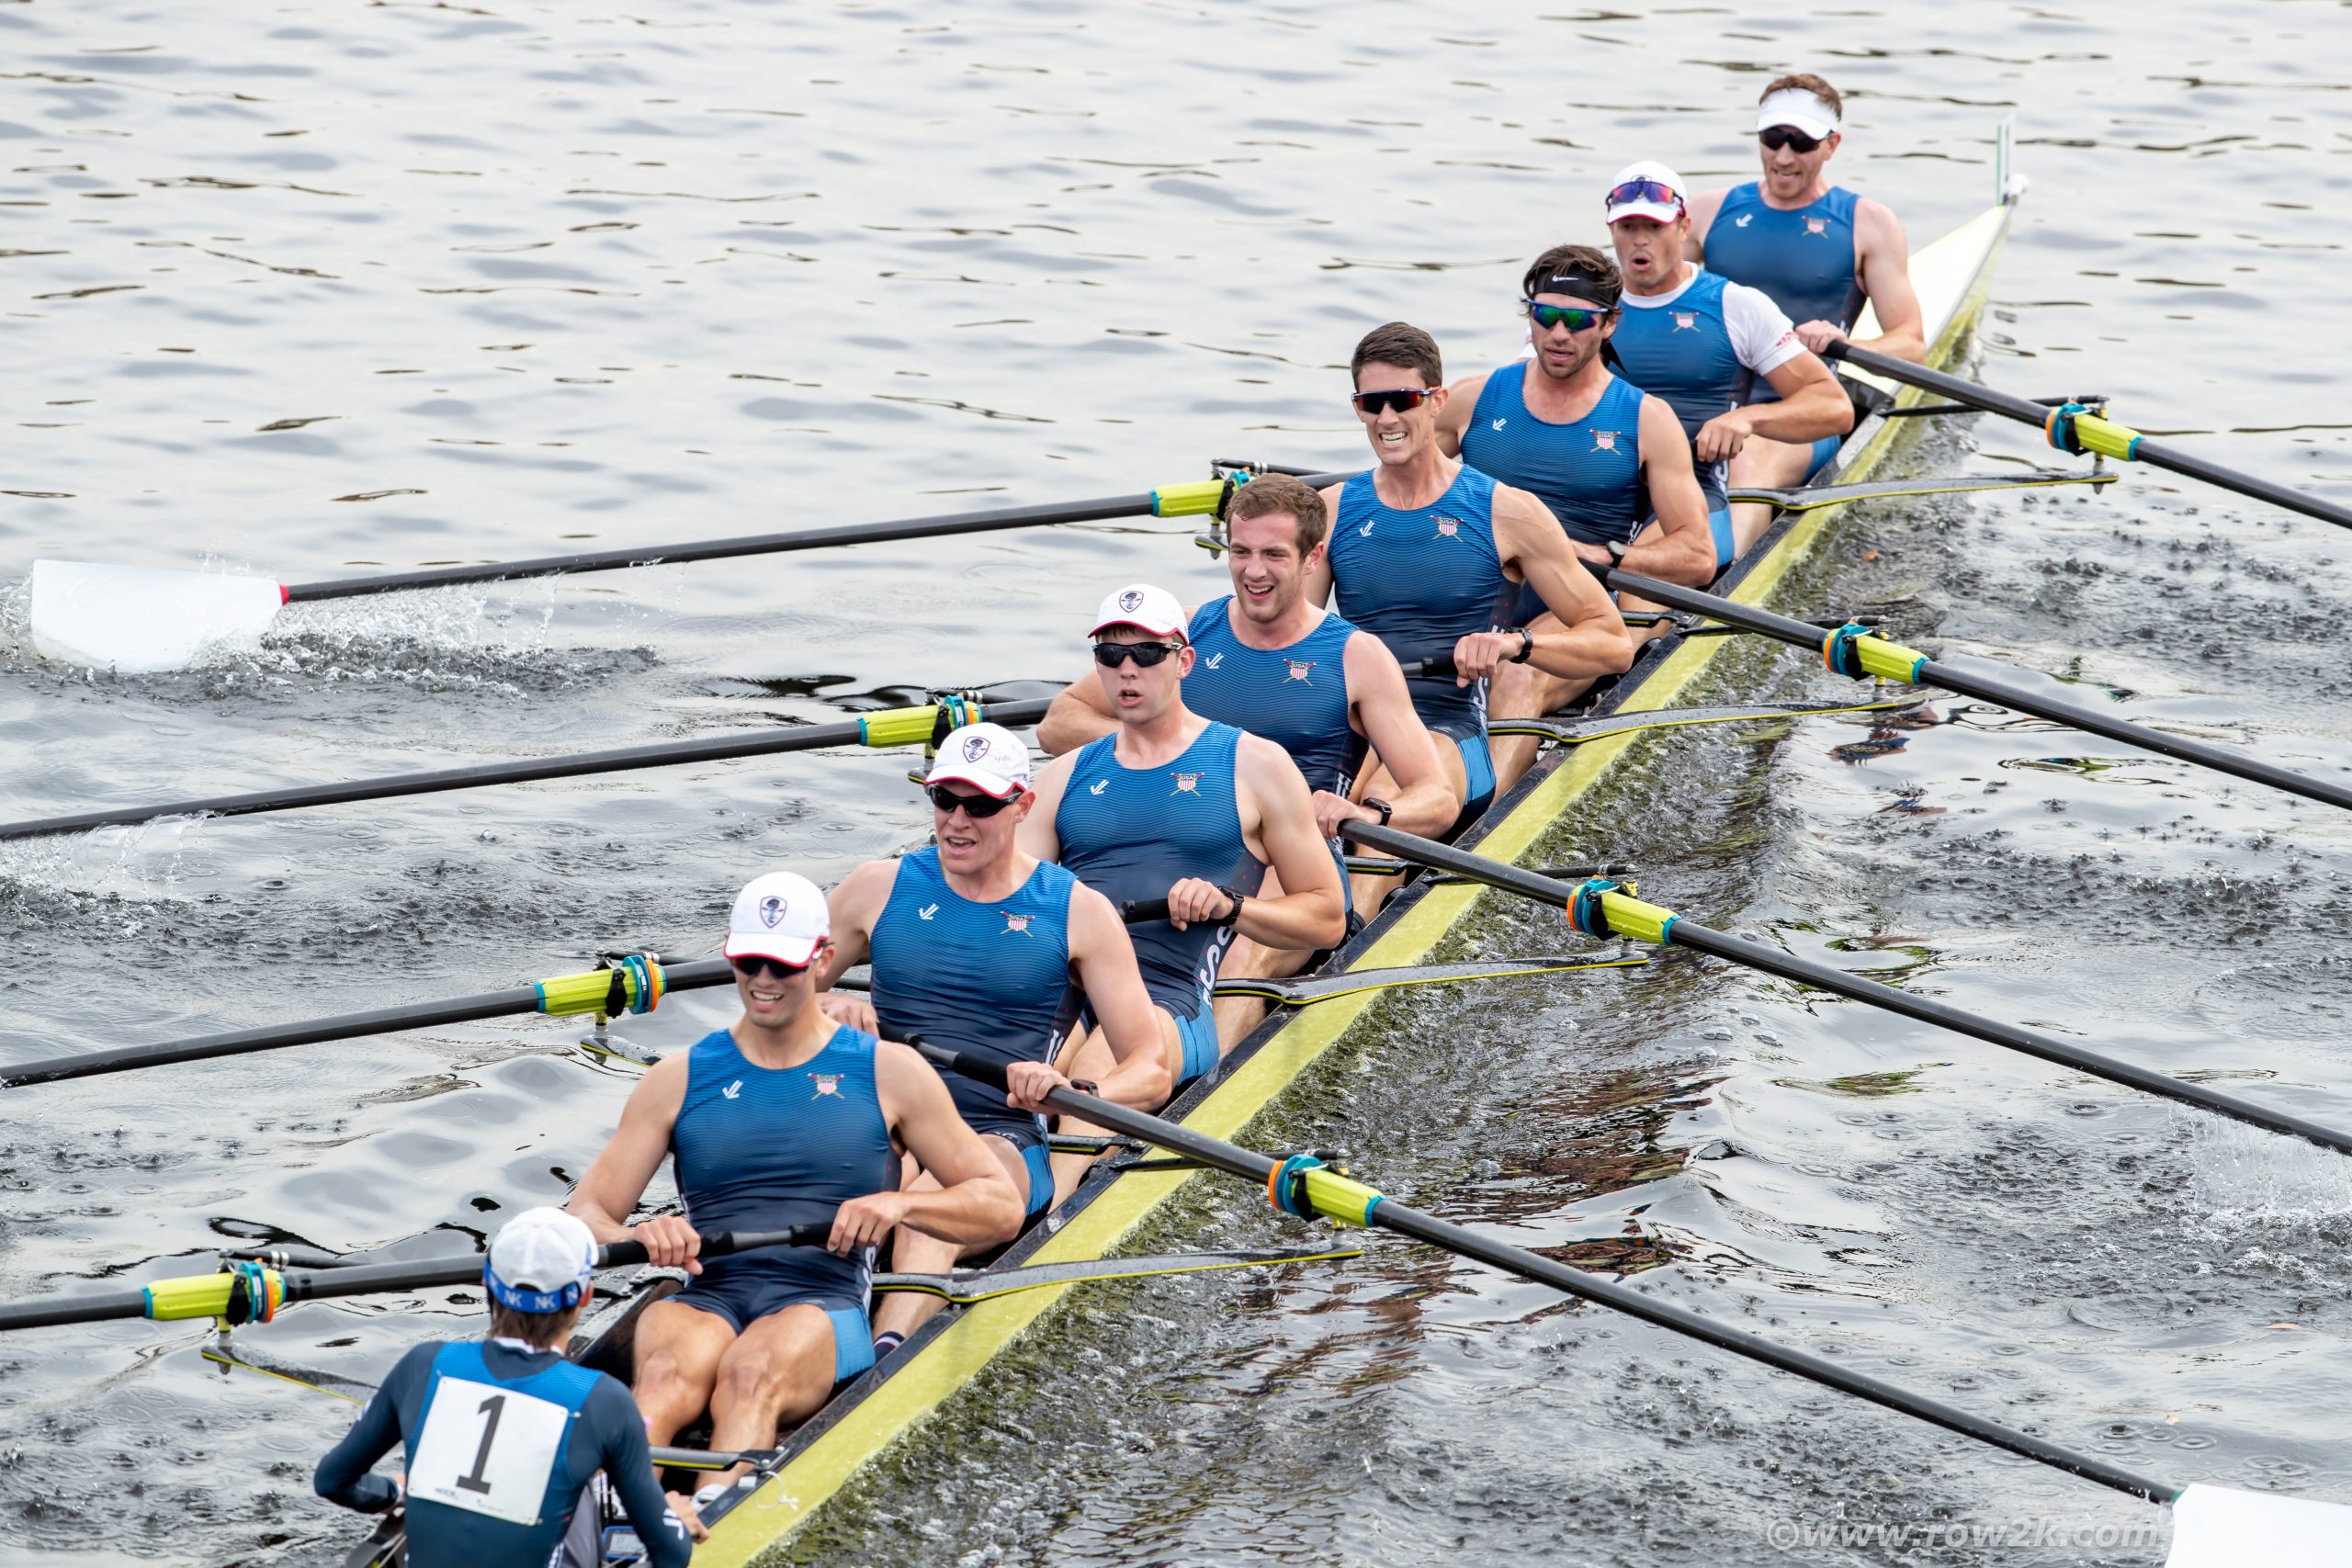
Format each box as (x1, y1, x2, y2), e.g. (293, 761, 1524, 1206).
(4, 1, 2351, 1563)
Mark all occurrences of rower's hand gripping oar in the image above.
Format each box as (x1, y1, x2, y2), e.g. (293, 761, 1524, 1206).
(24, 474, 1339, 675)
(1336, 820, 2352, 1159)
(908, 1037, 2181, 1505)
(1823, 339, 2352, 535)
(0, 1224, 831, 1335)
(1595, 558, 2352, 819)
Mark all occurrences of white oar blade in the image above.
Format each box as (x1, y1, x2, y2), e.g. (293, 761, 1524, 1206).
(2167, 1483, 2352, 1565)
(28, 560, 285, 673)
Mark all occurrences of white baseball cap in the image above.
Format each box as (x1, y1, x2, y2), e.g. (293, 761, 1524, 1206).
(1605, 161, 1688, 225)
(1757, 85, 1839, 141)
(1089, 583, 1188, 641)
(485, 1207, 596, 1314)
(924, 722, 1032, 800)
(723, 869, 830, 966)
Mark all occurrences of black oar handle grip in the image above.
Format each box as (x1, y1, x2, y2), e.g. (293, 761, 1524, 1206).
(1121, 898, 1170, 924)
(593, 1222, 831, 1269)
(1397, 653, 1455, 679)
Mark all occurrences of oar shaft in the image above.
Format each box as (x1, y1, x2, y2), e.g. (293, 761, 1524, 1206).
(1607, 570, 2352, 816)
(0, 957, 736, 1088)
(0, 699, 1050, 842)
(913, 1039, 2176, 1505)
(1336, 822, 2352, 1158)
(1827, 342, 2352, 534)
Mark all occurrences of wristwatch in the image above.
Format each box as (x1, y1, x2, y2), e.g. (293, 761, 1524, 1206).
(1504, 626, 1534, 664)
(1069, 1079, 1101, 1097)
(1362, 796, 1395, 827)
(1215, 884, 1249, 927)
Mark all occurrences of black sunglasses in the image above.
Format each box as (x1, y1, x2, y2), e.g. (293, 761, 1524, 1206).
(925, 783, 1017, 818)
(730, 953, 810, 980)
(1758, 125, 1824, 153)
(1351, 387, 1436, 416)
(1092, 640, 1182, 669)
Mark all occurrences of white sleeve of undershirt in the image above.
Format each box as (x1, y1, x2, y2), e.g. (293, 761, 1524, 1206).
(1724, 281, 1804, 377)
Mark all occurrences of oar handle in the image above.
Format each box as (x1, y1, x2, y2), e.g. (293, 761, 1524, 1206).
(1120, 898, 1170, 923)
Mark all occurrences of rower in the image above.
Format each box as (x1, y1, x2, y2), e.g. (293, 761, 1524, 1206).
(566, 871, 1018, 1497)
(1323, 301, 1643, 804)
(312, 1207, 700, 1568)
(1600, 161, 1853, 567)
(813, 722, 1170, 1349)
(1036, 475, 1460, 1039)
(1688, 72, 1925, 543)
(1021, 583, 1347, 1100)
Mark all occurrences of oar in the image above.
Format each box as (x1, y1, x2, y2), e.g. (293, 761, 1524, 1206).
(910, 1041, 2179, 1502)
(1824, 340, 2352, 533)
(26, 476, 1341, 674)
(1600, 564, 2352, 818)
(0, 953, 730, 1087)
(0, 695, 1043, 842)
(0, 1224, 829, 1335)
(1724, 468, 2117, 512)
(1337, 821, 2352, 1158)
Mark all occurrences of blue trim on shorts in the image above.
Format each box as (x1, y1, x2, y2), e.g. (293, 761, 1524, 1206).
(1452, 729, 1495, 825)
(827, 1305, 875, 1382)
(1020, 1138, 1054, 1220)
(1708, 506, 1736, 571)
(1806, 434, 1842, 479)
(1171, 1004, 1220, 1093)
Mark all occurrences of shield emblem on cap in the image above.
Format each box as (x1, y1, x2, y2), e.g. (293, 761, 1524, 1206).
(962, 735, 990, 761)
(759, 895, 786, 929)
(1118, 589, 1144, 612)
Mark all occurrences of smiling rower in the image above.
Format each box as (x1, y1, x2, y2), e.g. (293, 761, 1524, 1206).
(1688, 73, 1925, 539)
(813, 724, 1170, 1350)
(1038, 476, 1460, 1039)
(566, 872, 1018, 1500)
(1022, 584, 1346, 1098)
(1601, 160, 1852, 567)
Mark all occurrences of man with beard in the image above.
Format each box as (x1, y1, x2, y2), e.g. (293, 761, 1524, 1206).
(1038, 474, 1459, 1040)
(1439, 247, 1713, 795)
(1602, 160, 1852, 565)
(1688, 73, 1924, 539)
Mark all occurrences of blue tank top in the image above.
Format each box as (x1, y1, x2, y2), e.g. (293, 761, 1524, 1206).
(671, 1025, 895, 1304)
(1325, 465, 1506, 745)
(1704, 183, 1867, 338)
(1460, 366, 1648, 547)
(1611, 270, 1747, 441)
(1055, 721, 1261, 1018)
(868, 847, 1080, 1141)
(1182, 597, 1360, 795)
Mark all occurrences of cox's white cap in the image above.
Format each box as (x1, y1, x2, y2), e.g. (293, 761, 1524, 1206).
(485, 1207, 595, 1314)
(1605, 160, 1688, 225)
(924, 722, 1032, 800)
(723, 870, 830, 966)
(1757, 86, 1839, 141)
(1089, 583, 1188, 642)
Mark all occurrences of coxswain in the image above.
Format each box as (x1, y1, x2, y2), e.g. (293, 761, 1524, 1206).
(1022, 583, 1347, 1103)
(1688, 73, 1924, 537)
(813, 723, 1170, 1350)
(1600, 160, 1853, 566)
(1304, 313, 1627, 809)
(1036, 475, 1460, 1039)
(312, 1206, 700, 1567)
(566, 871, 1019, 1498)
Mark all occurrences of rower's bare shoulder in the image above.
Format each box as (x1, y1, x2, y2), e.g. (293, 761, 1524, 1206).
(1852, 195, 1910, 255)
(1686, 186, 1729, 245)
(1232, 728, 1310, 795)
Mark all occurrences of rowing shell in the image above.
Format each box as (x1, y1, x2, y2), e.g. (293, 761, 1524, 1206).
(347, 191, 2015, 1566)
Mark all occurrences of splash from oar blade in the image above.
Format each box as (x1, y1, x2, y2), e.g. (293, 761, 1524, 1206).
(29, 560, 285, 673)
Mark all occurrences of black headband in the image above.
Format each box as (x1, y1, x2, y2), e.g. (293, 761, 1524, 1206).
(1532, 268, 1620, 307)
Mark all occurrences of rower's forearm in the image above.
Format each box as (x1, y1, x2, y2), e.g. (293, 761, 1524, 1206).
(1389, 779, 1460, 838)
(1097, 1047, 1172, 1111)
(1037, 693, 1115, 756)
(565, 1195, 637, 1246)
(1235, 891, 1346, 952)
(1529, 623, 1635, 679)
(1742, 391, 1851, 443)
(1616, 533, 1714, 589)
(1848, 326, 1926, 364)
(901, 1179, 1020, 1246)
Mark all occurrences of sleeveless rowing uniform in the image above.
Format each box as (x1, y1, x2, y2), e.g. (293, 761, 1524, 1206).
(1325, 466, 1506, 823)
(1613, 269, 1805, 567)
(1183, 595, 1363, 919)
(1460, 366, 1646, 623)
(868, 847, 1080, 1217)
(1705, 182, 1866, 477)
(313, 1338, 692, 1568)
(668, 1025, 896, 1381)
(1055, 721, 1262, 1089)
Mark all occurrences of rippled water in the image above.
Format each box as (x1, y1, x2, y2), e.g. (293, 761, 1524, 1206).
(4, 2, 2350, 1563)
